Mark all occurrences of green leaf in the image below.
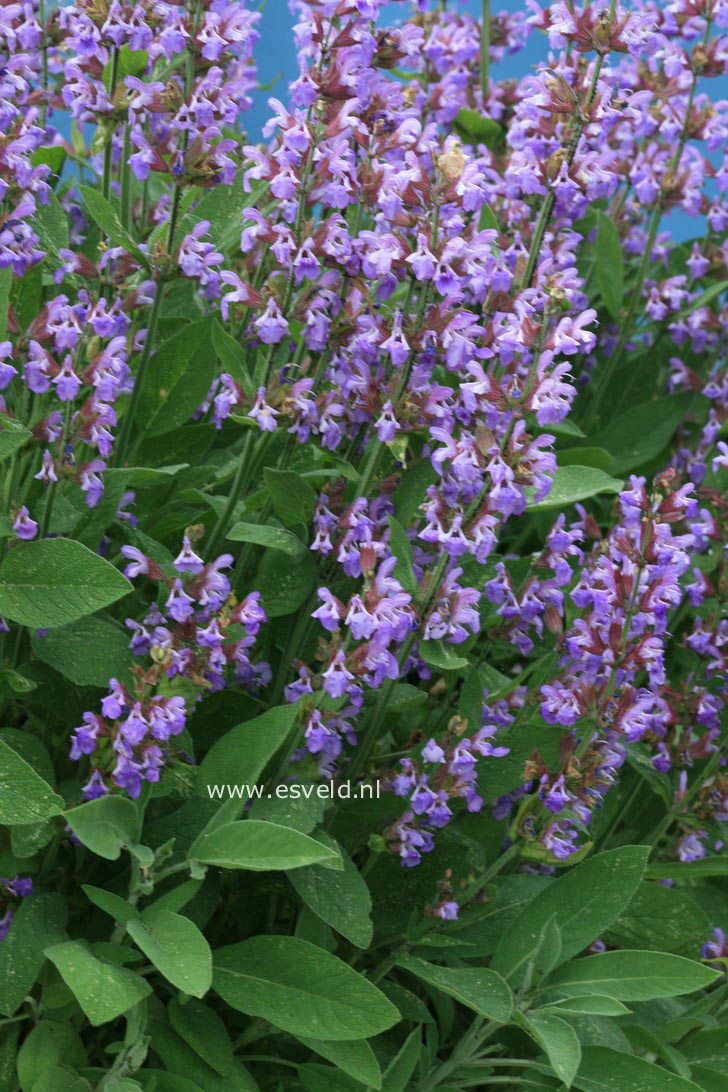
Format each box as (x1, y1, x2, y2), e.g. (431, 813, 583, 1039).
(387, 515, 418, 598)
(527, 466, 623, 511)
(191, 819, 339, 872)
(255, 547, 316, 618)
(147, 1019, 228, 1091)
(0, 893, 67, 1016)
(227, 521, 306, 557)
(574, 1045, 703, 1091)
(557, 447, 615, 470)
(396, 956, 513, 1022)
(288, 840, 374, 949)
(105, 44, 148, 85)
(392, 458, 438, 526)
(212, 935, 400, 1041)
(298, 1065, 367, 1092)
(178, 174, 267, 256)
(0, 728, 54, 784)
(0, 414, 33, 465)
(381, 1028, 421, 1092)
(387, 683, 427, 713)
(64, 795, 141, 861)
(16, 1022, 84, 1092)
(127, 911, 212, 998)
(81, 886, 140, 925)
(537, 996, 630, 1017)
(673, 279, 728, 321)
(196, 704, 298, 791)
(0, 538, 131, 630)
(45, 942, 151, 1028)
(588, 393, 701, 474)
(31, 615, 134, 688)
(603, 882, 711, 956)
(453, 109, 504, 149)
(594, 212, 624, 320)
(77, 185, 147, 267)
(478, 203, 500, 233)
(33, 193, 69, 257)
(491, 846, 649, 984)
(547, 950, 719, 1000)
(419, 640, 469, 672)
(136, 316, 216, 438)
(263, 469, 317, 527)
(517, 1011, 581, 1088)
(212, 321, 255, 400)
(0, 739, 65, 825)
(479, 720, 561, 806)
(295, 1036, 382, 1089)
(681, 1028, 728, 1073)
(31, 145, 67, 176)
(168, 997, 235, 1077)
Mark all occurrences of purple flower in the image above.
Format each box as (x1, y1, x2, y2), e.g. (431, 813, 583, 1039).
(12, 506, 38, 541)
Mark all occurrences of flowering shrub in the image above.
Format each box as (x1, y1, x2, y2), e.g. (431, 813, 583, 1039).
(0, 0, 727, 1087)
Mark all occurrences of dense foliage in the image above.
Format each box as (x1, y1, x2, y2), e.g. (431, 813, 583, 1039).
(0, 0, 727, 1088)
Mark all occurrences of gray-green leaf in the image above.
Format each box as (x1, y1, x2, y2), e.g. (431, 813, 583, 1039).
(0, 538, 131, 630)
(127, 911, 212, 998)
(213, 936, 400, 1040)
(191, 820, 340, 871)
(0, 740, 65, 825)
(45, 941, 152, 1026)
(396, 955, 513, 1023)
(546, 950, 719, 1001)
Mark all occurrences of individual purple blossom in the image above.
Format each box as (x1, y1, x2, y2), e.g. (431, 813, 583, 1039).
(12, 506, 38, 541)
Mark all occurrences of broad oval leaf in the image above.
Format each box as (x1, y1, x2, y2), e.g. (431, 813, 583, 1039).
(227, 521, 306, 557)
(45, 941, 152, 1027)
(136, 316, 216, 439)
(168, 997, 235, 1077)
(0, 539, 131, 630)
(295, 1036, 382, 1089)
(0, 740, 65, 825)
(287, 839, 374, 949)
(574, 1045, 704, 1091)
(547, 950, 719, 1001)
(191, 820, 340, 871)
(31, 615, 134, 688)
(518, 1011, 581, 1088)
(0, 894, 68, 1016)
(527, 465, 623, 511)
(127, 911, 212, 998)
(64, 795, 141, 861)
(196, 704, 298, 792)
(212, 935, 400, 1040)
(492, 846, 649, 983)
(396, 955, 513, 1023)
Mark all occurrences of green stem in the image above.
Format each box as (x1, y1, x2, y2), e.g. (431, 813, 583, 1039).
(120, 124, 132, 232)
(588, 24, 709, 426)
(479, 0, 490, 102)
(102, 49, 120, 205)
(519, 49, 607, 290)
(648, 746, 725, 856)
(39, 0, 49, 130)
(114, 282, 164, 466)
(205, 431, 256, 558)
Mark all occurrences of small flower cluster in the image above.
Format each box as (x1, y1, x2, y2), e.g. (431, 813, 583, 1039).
(388, 714, 509, 877)
(70, 533, 269, 796)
